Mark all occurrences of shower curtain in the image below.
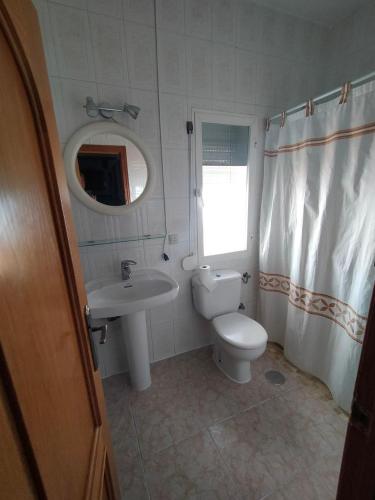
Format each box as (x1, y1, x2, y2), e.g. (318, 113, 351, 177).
(259, 81, 375, 412)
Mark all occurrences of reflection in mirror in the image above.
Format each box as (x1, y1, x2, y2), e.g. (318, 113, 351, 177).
(76, 133, 148, 206)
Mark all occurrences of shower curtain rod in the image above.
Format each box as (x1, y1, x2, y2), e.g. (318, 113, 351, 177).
(270, 70, 375, 123)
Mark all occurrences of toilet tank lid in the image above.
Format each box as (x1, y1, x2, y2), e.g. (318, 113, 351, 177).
(192, 269, 241, 285)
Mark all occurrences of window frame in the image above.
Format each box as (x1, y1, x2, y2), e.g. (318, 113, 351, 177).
(193, 110, 256, 264)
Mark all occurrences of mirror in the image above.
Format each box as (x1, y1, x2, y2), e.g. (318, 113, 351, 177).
(64, 122, 154, 215)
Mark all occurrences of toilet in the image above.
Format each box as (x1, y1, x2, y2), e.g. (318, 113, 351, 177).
(192, 270, 268, 384)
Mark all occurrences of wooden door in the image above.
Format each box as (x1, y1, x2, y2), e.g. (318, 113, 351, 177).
(336, 283, 375, 499)
(0, 1, 119, 498)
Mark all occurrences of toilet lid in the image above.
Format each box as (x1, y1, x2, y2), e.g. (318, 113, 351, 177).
(212, 313, 268, 349)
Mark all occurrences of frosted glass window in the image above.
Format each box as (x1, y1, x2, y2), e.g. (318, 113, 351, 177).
(201, 123, 250, 257)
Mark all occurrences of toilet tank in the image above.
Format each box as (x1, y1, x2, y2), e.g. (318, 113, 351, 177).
(192, 269, 242, 320)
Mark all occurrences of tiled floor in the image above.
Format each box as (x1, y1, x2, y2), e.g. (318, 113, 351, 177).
(103, 343, 348, 500)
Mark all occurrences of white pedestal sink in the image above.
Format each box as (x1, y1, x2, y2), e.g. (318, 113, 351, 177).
(86, 269, 179, 390)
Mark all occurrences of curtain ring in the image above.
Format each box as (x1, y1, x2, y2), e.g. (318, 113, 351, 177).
(280, 111, 286, 128)
(339, 81, 352, 104)
(265, 118, 271, 131)
(305, 99, 314, 117)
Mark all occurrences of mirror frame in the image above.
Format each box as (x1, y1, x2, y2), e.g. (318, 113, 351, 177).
(64, 121, 154, 215)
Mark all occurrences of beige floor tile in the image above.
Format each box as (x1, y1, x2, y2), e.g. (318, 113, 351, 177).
(114, 451, 149, 500)
(144, 431, 242, 500)
(103, 345, 347, 500)
(209, 393, 345, 499)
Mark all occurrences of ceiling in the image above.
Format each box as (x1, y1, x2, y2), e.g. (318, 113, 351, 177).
(252, 0, 371, 27)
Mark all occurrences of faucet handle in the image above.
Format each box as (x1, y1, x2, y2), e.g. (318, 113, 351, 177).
(121, 259, 137, 267)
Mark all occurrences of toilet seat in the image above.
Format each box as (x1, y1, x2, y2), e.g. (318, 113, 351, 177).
(212, 312, 267, 350)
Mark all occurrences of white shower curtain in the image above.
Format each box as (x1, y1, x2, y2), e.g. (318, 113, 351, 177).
(259, 81, 375, 412)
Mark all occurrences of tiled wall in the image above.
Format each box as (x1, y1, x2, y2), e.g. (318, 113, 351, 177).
(323, 2, 375, 91)
(34, 0, 330, 377)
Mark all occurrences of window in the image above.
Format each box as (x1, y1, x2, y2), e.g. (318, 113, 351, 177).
(195, 112, 252, 260)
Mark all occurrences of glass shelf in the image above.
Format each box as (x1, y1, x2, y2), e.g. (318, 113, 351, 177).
(78, 234, 166, 248)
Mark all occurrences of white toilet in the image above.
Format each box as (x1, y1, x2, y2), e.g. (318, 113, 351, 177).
(192, 270, 268, 383)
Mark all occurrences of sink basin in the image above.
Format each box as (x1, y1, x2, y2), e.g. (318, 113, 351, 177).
(86, 269, 179, 318)
(86, 269, 179, 391)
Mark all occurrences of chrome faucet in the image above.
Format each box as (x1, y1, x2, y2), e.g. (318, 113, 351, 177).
(121, 259, 136, 280)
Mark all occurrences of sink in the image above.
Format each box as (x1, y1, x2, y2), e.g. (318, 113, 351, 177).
(86, 269, 179, 318)
(86, 269, 179, 391)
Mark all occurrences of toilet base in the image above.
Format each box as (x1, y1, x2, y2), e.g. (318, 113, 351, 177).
(213, 343, 251, 384)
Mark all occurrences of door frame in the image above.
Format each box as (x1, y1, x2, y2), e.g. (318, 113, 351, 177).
(78, 144, 131, 204)
(0, 1, 120, 497)
(337, 281, 375, 499)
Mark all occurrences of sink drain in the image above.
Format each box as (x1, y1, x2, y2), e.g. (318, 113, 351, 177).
(265, 370, 286, 385)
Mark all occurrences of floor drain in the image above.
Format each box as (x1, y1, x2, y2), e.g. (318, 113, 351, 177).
(265, 370, 286, 385)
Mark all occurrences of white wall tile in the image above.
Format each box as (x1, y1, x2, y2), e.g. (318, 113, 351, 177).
(59, 78, 98, 142)
(256, 54, 277, 107)
(89, 13, 128, 86)
(49, 3, 94, 80)
(70, 195, 92, 241)
(156, 0, 185, 33)
(87, 0, 121, 17)
(212, 0, 235, 45)
(111, 210, 139, 238)
(186, 38, 212, 98)
(34, 0, 59, 76)
(258, 7, 282, 58)
(157, 31, 186, 95)
(52, 0, 87, 8)
(143, 199, 166, 235)
(131, 89, 160, 146)
(185, 0, 212, 40)
(235, 49, 257, 104)
(163, 148, 189, 198)
(236, 1, 260, 51)
(165, 197, 189, 241)
(173, 314, 210, 354)
(49, 77, 66, 140)
(123, 0, 155, 26)
(213, 44, 235, 101)
(126, 23, 157, 90)
(150, 320, 175, 360)
(149, 300, 174, 324)
(148, 147, 164, 198)
(86, 245, 118, 279)
(78, 248, 91, 281)
(159, 93, 187, 148)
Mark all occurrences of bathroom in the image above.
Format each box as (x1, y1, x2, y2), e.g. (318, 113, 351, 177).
(0, 0, 374, 499)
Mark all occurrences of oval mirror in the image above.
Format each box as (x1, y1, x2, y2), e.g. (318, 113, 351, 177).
(64, 122, 154, 215)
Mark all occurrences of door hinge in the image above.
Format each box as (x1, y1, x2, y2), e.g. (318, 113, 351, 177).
(186, 121, 193, 134)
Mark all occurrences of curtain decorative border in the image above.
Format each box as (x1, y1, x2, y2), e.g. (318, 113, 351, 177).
(264, 121, 375, 157)
(259, 271, 367, 343)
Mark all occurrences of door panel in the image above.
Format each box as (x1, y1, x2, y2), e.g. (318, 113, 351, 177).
(0, 1, 119, 498)
(0, 377, 36, 500)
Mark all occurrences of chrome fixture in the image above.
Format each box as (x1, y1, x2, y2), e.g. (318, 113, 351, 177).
(84, 305, 108, 370)
(123, 103, 140, 119)
(121, 259, 137, 280)
(84, 97, 140, 120)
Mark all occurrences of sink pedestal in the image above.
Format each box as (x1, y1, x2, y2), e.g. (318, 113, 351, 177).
(121, 311, 151, 391)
